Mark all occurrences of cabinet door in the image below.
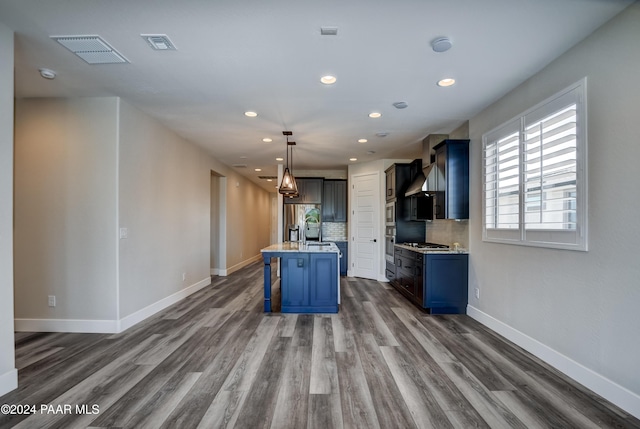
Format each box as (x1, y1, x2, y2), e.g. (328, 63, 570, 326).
(334, 180, 347, 222)
(322, 181, 336, 221)
(303, 179, 323, 204)
(424, 254, 468, 313)
(336, 242, 348, 275)
(309, 253, 338, 311)
(414, 254, 424, 304)
(385, 169, 394, 201)
(281, 255, 309, 309)
(434, 145, 446, 219)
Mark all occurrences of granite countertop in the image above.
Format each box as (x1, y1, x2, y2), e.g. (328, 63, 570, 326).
(261, 242, 340, 253)
(394, 243, 469, 254)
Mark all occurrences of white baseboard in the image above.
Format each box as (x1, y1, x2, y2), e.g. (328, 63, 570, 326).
(467, 305, 640, 420)
(0, 368, 18, 396)
(220, 254, 262, 277)
(210, 268, 220, 275)
(14, 277, 212, 334)
(14, 318, 119, 333)
(118, 276, 211, 332)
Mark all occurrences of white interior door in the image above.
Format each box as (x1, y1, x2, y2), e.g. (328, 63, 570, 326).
(350, 172, 380, 280)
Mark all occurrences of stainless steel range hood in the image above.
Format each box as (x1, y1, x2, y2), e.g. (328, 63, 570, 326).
(404, 164, 435, 197)
(405, 134, 447, 197)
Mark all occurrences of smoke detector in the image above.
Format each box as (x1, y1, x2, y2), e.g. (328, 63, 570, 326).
(392, 101, 408, 109)
(431, 37, 452, 53)
(39, 68, 56, 79)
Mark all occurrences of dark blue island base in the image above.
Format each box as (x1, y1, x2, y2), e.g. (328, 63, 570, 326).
(261, 242, 340, 314)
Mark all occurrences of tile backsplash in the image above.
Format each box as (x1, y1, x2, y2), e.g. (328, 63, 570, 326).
(425, 219, 469, 249)
(322, 222, 348, 241)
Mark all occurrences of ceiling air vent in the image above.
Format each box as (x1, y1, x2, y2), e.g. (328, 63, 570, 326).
(141, 34, 176, 50)
(232, 164, 247, 168)
(320, 27, 338, 36)
(258, 176, 277, 180)
(51, 35, 128, 64)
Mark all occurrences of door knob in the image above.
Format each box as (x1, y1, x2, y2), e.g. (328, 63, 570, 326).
(370, 239, 377, 242)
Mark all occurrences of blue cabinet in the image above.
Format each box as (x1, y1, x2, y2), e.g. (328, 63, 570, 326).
(423, 254, 469, 314)
(322, 180, 347, 222)
(309, 253, 338, 310)
(334, 241, 348, 276)
(390, 249, 468, 314)
(433, 139, 469, 220)
(280, 253, 338, 313)
(281, 254, 309, 308)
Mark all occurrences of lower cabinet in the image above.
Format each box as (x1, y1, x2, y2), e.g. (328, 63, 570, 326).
(390, 248, 468, 314)
(334, 241, 348, 275)
(423, 254, 468, 314)
(281, 253, 338, 313)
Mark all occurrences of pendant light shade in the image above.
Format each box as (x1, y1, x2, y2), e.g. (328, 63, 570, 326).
(279, 131, 299, 197)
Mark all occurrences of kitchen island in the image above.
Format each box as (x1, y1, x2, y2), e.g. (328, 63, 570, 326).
(261, 242, 340, 313)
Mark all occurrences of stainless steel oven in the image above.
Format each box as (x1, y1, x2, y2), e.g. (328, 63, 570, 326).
(385, 202, 395, 225)
(385, 225, 395, 263)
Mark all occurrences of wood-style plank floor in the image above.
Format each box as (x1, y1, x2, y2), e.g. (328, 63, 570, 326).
(2, 261, 639, 428)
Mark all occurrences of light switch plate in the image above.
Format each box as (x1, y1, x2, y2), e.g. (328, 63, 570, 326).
(119, 227, 128, 239)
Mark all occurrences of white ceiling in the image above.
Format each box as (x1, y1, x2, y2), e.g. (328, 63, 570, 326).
(0, 0, 633, 192)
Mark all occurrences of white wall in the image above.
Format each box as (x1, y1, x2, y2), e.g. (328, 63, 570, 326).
(12, 94, 273, 333)
(14, 98, 119, 328)
(467, 3, 640, 417)
(117, 100, 212, 319)
(223, 172, 272, 273)
(0, 22, 17, 397)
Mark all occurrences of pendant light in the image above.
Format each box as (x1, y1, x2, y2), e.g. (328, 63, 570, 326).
(279, 131, 299, 197)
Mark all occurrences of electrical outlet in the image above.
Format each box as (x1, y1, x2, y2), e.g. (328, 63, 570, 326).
(182, 272, 186, 281)
(48, 295, 56, 307)
(475, 288, 480, 299)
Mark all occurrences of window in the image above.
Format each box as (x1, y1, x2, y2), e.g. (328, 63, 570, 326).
(483, 79, 587, 251)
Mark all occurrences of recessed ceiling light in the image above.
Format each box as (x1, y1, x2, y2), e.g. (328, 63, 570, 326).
(369, 112, 382, 118)
(39, 68, 56, 79)
(320, 75, 336, 85)
(431, 37, 453, 53)
(276, 157, 284, 161)
(350, 158, 357, 162)
(437, 78, 456, 87)
(244, 111, 258, 117)
(358, 139, 368, 143)
(255, 168, 262, 172)
(262, 138, 272, 143)
(239, 156, 248, 159)
(267, 179, 273, 182)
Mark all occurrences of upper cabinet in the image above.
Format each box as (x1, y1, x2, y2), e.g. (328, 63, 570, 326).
(284, 178, 323, 204)
(385, 163, 411, 202)
(322, 180, 347, 222)
(432, 139, 469, 219)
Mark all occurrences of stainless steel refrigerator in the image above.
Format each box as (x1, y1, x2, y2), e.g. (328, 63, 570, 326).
(283, 204, 321, 242)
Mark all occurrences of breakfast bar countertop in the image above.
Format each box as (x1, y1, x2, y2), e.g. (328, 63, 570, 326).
(261, 242, 340, 253)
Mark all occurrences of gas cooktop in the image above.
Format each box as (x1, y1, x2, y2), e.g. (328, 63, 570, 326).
(401, 242, 450, 249)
